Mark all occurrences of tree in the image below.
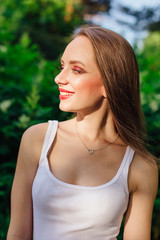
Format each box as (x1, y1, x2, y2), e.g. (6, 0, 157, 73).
(119, 4, 160, 32)
(0, 0, 85, 59)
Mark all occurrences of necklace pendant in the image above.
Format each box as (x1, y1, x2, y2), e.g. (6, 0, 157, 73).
(87, 148, 95, 155)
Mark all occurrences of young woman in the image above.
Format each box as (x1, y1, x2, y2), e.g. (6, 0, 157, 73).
(7, 26, 158, 240)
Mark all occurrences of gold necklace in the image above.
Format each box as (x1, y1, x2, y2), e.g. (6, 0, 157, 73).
(75, 123, 119, 155)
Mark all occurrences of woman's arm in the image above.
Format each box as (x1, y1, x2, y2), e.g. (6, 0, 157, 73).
(123, 154, 158, 240)
(7, 123, 48, 240)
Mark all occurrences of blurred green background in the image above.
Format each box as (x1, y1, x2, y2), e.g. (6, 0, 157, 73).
(0, 0, 159, 239)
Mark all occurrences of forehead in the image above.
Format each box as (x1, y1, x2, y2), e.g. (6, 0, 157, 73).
(62, 36, 97, 65)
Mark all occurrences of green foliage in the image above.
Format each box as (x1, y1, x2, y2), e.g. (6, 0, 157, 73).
(0, 32, 72, 157)
(0, 2, 80, 237)
(136, 32, 160, 157)
(0, 162, 14, 239)
(136, 32, 160, 239)
(0, 23, 71, 240)
(0, 0, 84, 59)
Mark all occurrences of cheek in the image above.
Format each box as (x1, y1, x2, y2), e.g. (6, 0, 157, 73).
(74, 77, 103, 94)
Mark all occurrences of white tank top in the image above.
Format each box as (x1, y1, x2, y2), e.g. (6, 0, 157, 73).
(32, 120, 135, 240)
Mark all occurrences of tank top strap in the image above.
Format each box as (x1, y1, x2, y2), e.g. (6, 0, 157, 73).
(39, 120, 58, 165)
(120, 146, 135, 194)
(124, 146, 135, 169)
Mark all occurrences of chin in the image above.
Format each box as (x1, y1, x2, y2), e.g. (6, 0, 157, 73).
(59, 104, 75, 113)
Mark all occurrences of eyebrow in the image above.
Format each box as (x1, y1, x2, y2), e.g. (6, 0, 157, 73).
(61, 59, 86, 67)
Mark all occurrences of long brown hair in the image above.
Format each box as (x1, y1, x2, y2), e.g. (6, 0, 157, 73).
(73, 25, 149, 158)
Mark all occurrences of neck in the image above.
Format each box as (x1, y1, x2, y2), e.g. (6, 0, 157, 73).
(75, 106, 117, 145)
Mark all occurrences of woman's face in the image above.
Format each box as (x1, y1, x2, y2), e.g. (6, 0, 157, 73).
(55, 36, 106, 114)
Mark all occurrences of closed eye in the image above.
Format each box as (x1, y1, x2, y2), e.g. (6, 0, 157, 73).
(58, 64, 84, 74)
(72, 68, 82, 74)
(72, 66, 84, 74)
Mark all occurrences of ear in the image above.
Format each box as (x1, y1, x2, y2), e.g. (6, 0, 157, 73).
(102, 86, 107, 98)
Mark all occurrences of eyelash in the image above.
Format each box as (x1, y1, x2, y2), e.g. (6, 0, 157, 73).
(58, 66, 82, 74)
(72, 68, 82, 74)
(58, 66, 63, 71)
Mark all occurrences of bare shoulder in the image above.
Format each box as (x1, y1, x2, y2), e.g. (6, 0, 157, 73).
(129, 152, 158, 195)
(19, 122, 49, 164)
(22, 122, 49, 142)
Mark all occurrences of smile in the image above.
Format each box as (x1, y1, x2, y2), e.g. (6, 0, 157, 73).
(59, 88, 75, 100)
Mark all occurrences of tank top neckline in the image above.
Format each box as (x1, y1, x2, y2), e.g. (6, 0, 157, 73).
(43, 120, 133, 191)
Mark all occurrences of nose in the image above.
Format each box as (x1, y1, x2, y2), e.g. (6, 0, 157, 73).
(54, 69, 68, 85)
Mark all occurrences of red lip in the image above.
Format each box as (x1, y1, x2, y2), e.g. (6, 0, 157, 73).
(59, 88, 75, 100)
(59, 88, 74, 93)
(59, 95, 72, 100)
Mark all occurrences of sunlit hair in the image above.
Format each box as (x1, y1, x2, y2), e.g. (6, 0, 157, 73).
(73, 25, 150, 159)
